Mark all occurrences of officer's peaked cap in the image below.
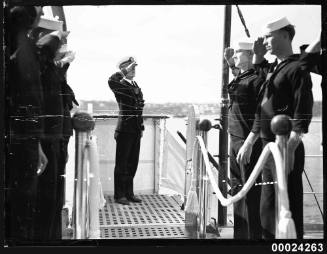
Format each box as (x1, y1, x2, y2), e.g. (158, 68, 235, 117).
(117, 56, 137, 69)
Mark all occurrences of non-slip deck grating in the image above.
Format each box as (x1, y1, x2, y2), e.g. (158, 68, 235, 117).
(99, 194, 185, 227)
(99, 194, 187, 239)
(101, 225, 187, 239)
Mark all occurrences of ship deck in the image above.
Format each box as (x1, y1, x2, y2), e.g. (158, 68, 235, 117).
(94, 194, 323, 240)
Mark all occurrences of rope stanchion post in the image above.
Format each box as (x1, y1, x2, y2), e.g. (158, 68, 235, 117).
(185, 105, 201, 209)
(271, 114, 292, 177)
(193, 115, 296, 239)
(88, 136, 106, 238)
(197, 119, 212, 238)
(271, 114, 290, 231)
(270, 114, 297, 238)
(72, 112, 95, 239)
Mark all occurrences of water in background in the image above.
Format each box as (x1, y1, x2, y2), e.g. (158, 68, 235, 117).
(65, 116, 323, 226)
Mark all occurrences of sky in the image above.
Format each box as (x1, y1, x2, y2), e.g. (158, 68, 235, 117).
(50, 5, 322, 103)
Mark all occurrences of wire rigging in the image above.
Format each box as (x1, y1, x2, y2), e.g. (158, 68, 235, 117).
(235, 5, 250, 38)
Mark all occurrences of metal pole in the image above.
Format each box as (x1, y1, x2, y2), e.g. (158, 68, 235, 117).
(72, 112, 95, 239)
(218, 5, 231, 226)
(275, 134, 289, 232)
(185, 106, 200, 209)
(200, 130, 210, 238)
(198, 119, 212, 238)
(73, 131, 89, 239)
(271, 115, 297, 238)
(198, 139, 205, 238)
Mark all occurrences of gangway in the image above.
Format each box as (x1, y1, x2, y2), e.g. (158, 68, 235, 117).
(99, 194, 187, 239)
(68, 109, 226, 239)
(66, 107, 323, 240)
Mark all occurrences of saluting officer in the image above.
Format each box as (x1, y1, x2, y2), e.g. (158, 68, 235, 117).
(237, 17, 314, 239)
(108, 57, 145, 205)
(224, 40, 264, 239)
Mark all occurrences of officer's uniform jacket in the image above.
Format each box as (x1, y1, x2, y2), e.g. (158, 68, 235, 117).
(108, 72, 144, 134)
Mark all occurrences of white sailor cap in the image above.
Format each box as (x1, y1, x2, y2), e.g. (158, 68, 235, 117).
(233, 39, 253, 51)
(117, 56, 137, 69)
(49, 30, 70, 40)
(262, 17, 292, 34)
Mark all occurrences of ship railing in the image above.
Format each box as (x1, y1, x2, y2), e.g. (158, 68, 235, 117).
(186, 114, 298, 239)
(71, 112, 106, 239)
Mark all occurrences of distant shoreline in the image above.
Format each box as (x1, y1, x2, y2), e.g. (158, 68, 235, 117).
(74, 100, 323, 118)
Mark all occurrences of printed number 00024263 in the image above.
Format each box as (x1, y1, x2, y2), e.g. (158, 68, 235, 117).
(271, 243, 324, 253)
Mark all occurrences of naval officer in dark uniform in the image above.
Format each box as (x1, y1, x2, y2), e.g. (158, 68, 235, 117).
(237, 17, 314, 239)
(108, 57, 145, 205)
(224, 40, 264, 239)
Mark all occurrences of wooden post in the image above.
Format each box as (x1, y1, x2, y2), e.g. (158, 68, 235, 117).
(218, 5, 231, 226)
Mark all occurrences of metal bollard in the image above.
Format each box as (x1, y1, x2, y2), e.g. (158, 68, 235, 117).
(72, 112, 95, 239)
(197, 119, 212, 239)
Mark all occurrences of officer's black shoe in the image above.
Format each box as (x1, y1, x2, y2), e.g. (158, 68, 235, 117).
(115, 197, 130, 205)
(127, 196, 142, 203)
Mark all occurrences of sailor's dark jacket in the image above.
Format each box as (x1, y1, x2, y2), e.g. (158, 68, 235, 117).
(227, 68, 264, 139)
(251, 55, 314, 141)
(36, 34, 64, 140)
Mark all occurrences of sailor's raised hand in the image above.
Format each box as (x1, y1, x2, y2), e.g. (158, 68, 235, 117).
(224, 47, 235, 61)
(253, 37, 267, 57)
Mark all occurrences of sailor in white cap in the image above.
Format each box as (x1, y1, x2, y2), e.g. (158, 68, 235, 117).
(237, 17, 314, 239)
(251, 16, 296, 65)
(108, 56, 144, 205)
(223, 39, 265, 239)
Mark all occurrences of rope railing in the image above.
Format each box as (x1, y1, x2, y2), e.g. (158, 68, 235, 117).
(186, 114, 297, 239)
(71, 112, 106, 239)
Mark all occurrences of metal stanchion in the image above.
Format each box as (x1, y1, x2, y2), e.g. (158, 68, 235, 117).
(270, 114, 297, 238)
(197, 119, 212, 239)
(72, 112, 95, 239)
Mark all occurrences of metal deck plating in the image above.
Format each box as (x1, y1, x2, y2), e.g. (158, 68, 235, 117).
(99, 194, 188, 239)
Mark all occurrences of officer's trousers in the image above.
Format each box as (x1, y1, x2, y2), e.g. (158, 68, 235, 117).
(114, 131, 141, 199)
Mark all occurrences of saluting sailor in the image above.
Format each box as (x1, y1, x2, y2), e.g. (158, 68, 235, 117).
(237, 17, 314, 239)
(108, 56, 145, 205)
(224, 39, 264, 239)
